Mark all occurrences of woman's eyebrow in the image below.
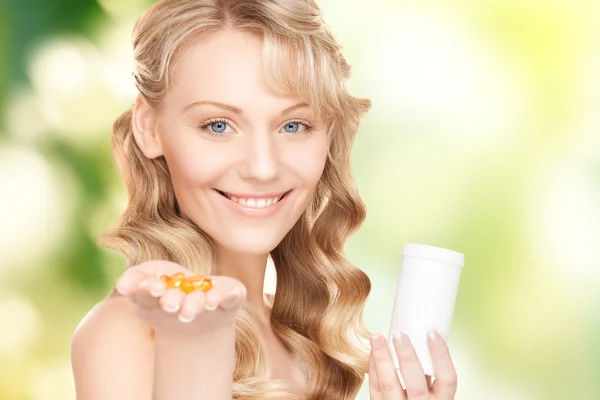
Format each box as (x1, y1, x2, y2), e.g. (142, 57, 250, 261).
(181, 100, 309, 116)
(281, 102, 309, 115)
(182, 100, 243, 114)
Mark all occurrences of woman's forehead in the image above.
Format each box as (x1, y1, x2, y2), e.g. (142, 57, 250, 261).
(171, 29, 264, 92)
(166, 29, 322, 116)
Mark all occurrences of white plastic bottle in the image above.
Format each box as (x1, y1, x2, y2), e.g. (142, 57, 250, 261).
(387, 243, 465, 377)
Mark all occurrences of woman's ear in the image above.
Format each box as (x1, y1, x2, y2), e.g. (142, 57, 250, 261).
(132, 96, 163, 159)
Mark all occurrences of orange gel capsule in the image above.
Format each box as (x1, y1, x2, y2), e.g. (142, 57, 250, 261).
(161, 274, 179, 289)
(171, 272, 185, 281)
(165, 280, 177, 289)
(196, 278, 213, 292)
(169, 272, 185, 288)
(180, 279, 195, 294)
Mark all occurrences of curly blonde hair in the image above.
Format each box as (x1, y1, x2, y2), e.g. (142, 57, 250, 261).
(102, 0, 372, 398)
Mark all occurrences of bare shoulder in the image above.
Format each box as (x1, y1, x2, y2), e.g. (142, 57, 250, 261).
(71, 291, 152, 347)
(71, 292, 154, 400)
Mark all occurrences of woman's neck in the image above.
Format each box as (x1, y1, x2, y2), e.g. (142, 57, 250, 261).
(215, 248, 270, 320)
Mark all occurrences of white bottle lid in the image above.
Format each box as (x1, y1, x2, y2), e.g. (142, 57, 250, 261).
(401, 243, 465, 268)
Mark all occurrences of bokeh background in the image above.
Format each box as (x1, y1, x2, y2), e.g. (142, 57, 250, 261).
(0, 0, 599, 398)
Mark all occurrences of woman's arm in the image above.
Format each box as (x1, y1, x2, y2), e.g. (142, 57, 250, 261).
(71, 295, 237, 400)
(71, 296, 155, 400)
(153, 327, 235, 399)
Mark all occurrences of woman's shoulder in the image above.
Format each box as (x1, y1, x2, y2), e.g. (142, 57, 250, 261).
(71, 291, 155, 397)
(71, 289, 154, 360)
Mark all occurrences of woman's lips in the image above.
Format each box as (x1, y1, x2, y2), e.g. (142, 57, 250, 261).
(214, 189, 292, 216)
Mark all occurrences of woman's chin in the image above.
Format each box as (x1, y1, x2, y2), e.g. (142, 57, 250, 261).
(202, 220, 298, 260)
(217, 236, 283, 258)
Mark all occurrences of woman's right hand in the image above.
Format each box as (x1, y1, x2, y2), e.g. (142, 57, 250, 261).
(115, 260, 247, 338)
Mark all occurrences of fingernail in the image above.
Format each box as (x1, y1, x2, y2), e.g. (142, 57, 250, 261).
(427, 330, 443, 347)
(178, 314, 195, 323)
(150, 289, 164, 297)
(163, 303, 180, 313)
(205, 304, 218, 311)
(392, 332, 410, 349)
(115, 282, 127, 296)
(370, 334, 386, 349)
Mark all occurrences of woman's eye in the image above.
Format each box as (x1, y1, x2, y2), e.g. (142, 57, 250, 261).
(209, 121, 229, 134)
(199, 119, 234, 135)
(281, 121, 312, 134)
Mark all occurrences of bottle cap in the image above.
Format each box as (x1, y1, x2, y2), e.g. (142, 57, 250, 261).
(401, 243, 464, 268)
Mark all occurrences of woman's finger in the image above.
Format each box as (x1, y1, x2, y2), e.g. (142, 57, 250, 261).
(209, 278, 246, 311)
(115, 267, 151, 300)
(370, 334, 406, 400)
(178, 290, 206, 323)
(159, 288, 186, 314)
(368, 353, 384, 400)
(392, 333, 430, 400)
(136, 278, 165, 309)
(428, 331, 458, 399)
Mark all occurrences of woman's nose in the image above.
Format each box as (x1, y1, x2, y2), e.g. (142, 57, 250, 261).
(239, 133, 279, 182)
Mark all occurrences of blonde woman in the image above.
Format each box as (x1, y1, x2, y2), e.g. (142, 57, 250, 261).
(70, 0, 458, 399)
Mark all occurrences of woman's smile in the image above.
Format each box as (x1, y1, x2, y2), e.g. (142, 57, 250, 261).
(213, 189, 293, 217)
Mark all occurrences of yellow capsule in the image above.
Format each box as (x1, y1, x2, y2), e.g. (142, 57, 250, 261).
(197, 278, 213, 292)
(169, 272, 185, 288)
(180, 279, 195, 294)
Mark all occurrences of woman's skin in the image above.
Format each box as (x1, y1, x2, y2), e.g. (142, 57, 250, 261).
(369, 332, 457, 399)
(71, 27, 457, 400)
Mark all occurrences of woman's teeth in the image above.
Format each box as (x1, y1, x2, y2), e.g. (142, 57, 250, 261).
(229, 195, 280, 208)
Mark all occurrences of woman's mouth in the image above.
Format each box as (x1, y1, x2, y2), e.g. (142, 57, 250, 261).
(214, 189, 291, 209)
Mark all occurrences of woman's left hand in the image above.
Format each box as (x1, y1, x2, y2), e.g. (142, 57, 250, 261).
(368, 331, 457, 400)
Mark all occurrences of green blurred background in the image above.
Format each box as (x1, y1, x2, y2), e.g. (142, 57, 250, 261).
(0, 0, 599, 398)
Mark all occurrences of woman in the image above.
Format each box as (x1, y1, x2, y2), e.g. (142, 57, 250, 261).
(70, 0, 458, 399)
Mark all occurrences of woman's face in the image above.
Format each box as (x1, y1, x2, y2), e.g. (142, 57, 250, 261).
(143, 28, 328, 256)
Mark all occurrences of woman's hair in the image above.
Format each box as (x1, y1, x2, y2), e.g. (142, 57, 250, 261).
(102, 0, 372, 398)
